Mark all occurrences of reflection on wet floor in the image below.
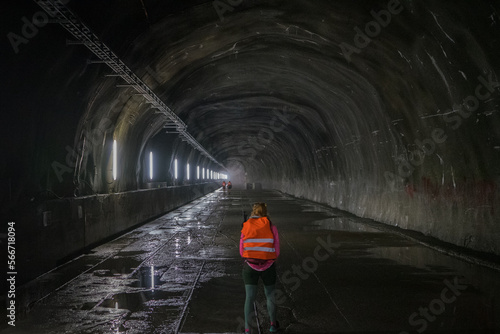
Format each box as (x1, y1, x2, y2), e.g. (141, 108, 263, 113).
(92, 257, 143, 277)
(305, 217, 383, 233)
(127, 266, 166, 289)
(2, 189, 500, 333)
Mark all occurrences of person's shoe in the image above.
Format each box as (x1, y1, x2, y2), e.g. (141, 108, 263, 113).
(269, 321, 280, 332)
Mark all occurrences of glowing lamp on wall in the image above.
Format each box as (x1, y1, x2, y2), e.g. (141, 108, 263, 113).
(175, 159, 178, 179)
(113, 140, 117, 181)
(149, 152, 153, 180)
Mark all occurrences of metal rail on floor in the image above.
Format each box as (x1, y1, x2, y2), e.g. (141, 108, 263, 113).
(33, 0, 225, 169)
(175, 198, 227, 333)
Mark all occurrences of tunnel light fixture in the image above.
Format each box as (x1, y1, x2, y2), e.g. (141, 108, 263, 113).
(202, 168, 205, 179)
(149, 152, 153, 180)
(151, 265, 155, 291)
(187, 163, 190, 180)
(113, 140, 117, 181)
(197, 166, 200, 180)
(174, 159, 178, 179)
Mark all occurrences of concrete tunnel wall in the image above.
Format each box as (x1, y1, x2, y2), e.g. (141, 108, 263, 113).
(1, 0, 500, 281)
(17, 183, 220, 286)
(8, 182, 218, 316)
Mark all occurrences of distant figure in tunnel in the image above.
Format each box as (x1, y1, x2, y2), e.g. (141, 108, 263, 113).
(240, 202, 280, 333)
(227, 181, 232, 191)
(222, 180, 226, 191)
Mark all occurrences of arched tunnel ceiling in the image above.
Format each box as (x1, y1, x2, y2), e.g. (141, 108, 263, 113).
(57, 0, 499, 184)
(5, 0, 499, 181)
(2, 0, 500, 253)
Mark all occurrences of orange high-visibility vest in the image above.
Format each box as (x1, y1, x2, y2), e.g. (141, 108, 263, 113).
(241, 216, 276, 260)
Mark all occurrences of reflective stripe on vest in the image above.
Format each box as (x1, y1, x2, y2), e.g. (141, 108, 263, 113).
(244, 238, 274, 243)
(244, 246, 276, 252)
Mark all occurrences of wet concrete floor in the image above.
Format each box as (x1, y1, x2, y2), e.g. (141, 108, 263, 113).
(2, 189, 500, 333)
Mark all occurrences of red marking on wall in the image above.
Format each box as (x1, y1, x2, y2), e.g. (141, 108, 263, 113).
(406, 178, 498, 215)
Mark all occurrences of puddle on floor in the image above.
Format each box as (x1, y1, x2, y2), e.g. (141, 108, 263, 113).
(92, 257, 142, 277)
(128, 265, 167, 289)
(100, 290, 184, 312)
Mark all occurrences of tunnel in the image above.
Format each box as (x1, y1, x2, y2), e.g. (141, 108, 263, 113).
(1, 0, 500, 332)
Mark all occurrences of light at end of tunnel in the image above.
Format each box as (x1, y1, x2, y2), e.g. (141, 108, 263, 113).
(175, 159, 178, 179)
(113, 140, 117, 181)
(149, 152, 153, 180)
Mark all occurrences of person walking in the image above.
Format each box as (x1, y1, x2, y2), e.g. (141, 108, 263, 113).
(240, 202, 280, 333)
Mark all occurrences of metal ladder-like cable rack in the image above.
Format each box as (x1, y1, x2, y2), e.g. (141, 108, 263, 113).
(34, 0, 225, 170)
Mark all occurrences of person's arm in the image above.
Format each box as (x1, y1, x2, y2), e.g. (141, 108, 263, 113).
(272, 225, 280, 258)
(240, 233, 245, 257)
